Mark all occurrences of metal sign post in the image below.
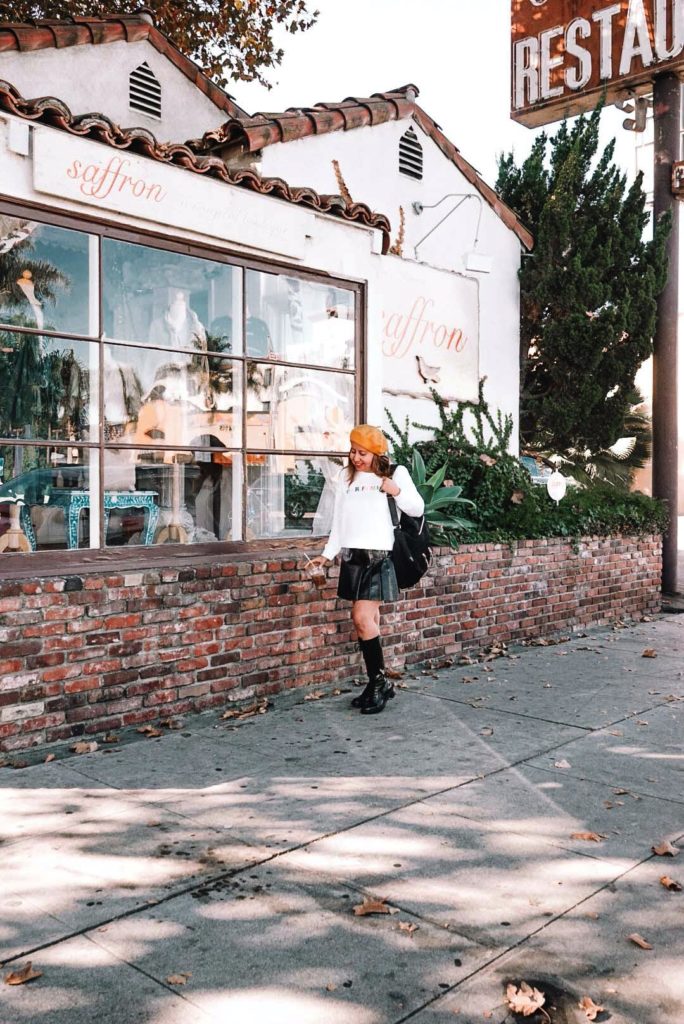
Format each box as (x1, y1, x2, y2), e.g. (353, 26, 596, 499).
(653, 73, 680, 594)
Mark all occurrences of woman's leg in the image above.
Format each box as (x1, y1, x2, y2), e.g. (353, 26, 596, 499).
(351, 600, 393, 713)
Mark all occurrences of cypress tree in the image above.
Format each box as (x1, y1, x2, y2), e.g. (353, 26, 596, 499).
(496, 108, 669, 459)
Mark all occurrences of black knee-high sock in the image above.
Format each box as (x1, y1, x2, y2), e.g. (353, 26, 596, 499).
(359, 636, 384, 680)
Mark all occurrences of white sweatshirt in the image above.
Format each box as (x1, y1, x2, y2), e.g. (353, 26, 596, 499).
(322, 465, 425, 561)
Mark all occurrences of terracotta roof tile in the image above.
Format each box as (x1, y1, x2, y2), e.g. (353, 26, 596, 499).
(0, 14, 248, 119)
(0, 80, 391, 253)
(191, 84, 533, 250)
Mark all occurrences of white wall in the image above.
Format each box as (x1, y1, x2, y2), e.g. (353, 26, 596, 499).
(259, 117, 523, 451)
(0, 40, 227, 143)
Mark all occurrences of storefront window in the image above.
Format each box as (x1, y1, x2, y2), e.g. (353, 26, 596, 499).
(0, 212, 359, 557)
(0, 217, 94, 336)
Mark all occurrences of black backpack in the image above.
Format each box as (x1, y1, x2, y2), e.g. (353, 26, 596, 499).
(386, 467, 431, 590)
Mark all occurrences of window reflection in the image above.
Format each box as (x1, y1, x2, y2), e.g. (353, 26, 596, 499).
(0, 444, 91, 551)
(0, 216, 93, 335)
(246, 362, 353, 452)
(246, 455, 343, 540)
(246, 270, 355, 368)
(104, 447, 238, 546)
(103, 240, 239, 354)
(0, 335, 96, 442)
(104, 344, 241, 449)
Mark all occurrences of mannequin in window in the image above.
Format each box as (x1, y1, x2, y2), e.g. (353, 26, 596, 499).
(148, 290, 207, 351)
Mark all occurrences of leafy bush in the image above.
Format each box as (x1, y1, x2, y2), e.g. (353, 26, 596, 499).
(409, 451, 475, 548)
(387, 383, 667, 545)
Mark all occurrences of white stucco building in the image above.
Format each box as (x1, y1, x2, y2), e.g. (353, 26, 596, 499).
(0, 12, 532, 562)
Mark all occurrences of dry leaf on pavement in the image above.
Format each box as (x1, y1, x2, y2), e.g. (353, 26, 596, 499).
(221, 699, 269, 720)
(166, 973, 192, 985)
(353, 896, 392, 916)
(103, 733, 120, 743)
(385, 667, 405, 680)
(480, 727, 494, 737)
(642, 648, 657, 658)
(44, 753, 55, 763)
(660, 876, 683, 892)
(396, 920, 419, 935)
(555, 759, 571, 769)
(4, 962, 42, 985)
(137, 724, 163, 738)
(578, 995, 605, 1020)
(70, 741, 98, 754)
(652, 840, 679, 857)
(571, 831, 605, 843)
(505, 981, 546, 1016)
(304, 690, 325, 701)
(628, 933, 653, 949)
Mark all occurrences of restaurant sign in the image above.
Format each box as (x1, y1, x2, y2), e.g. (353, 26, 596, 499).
(511, 0, 684, 127)
(31, 127, 311, 259)
(380, 261, 479, 404)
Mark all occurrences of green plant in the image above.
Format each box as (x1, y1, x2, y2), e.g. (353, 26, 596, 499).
(408, 450, 475, 548)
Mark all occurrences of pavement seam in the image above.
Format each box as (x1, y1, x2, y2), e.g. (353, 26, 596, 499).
(0, 730, 600, 967)
(522, 762, 684, 807)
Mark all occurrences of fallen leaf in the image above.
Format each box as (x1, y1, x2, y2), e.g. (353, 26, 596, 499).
(555, 759, 571, 769)
(480, 727, 494, 737)
(543, 682, 553, 688)
(304, 690, 325, 702)
(160, 719, 182, 730)
(103, 733, 120, 743)
(607, 729, 623, 736)
(613, 787, 630, 795)
(642, 648, 657, 658)
(70, 741, 98, 754)
(505, 981, 546, 1016)
(584, 911, 600, 920)
(44, 753, 55, 763)
(331, 688, 342, 696)
(385, 667, 405, 680)
(166, 973, 192, 985)
(353, 897, 391, 917)
(636, 720, 649, 727)
(137, 726, 163, 738)
(628, 932, 653, 949)
(221, 698, 270, 721)
(571, 832, 605, 843)
(396, 920, 419, 935)
(11, 760, 28, 769)
(579, 995, 605, 1020)
(4, 961, 42, 985)
(325, 983, 338, 991)
(652, 840, 679, 857)
(660, 875, 683, 892)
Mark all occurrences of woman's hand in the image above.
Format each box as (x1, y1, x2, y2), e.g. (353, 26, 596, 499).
(309, 555, 330, 567)
(380, 477, 401, 497)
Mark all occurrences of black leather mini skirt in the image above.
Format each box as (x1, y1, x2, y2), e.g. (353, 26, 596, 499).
(337, 548, 399, 603)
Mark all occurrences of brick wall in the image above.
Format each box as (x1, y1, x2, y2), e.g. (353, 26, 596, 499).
(0, 535, 662, 753)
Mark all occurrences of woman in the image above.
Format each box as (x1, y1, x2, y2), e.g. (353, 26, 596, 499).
(311, 424, 424, 715)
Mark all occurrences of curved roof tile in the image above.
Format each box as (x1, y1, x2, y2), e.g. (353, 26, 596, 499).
(0, 80, 391, 253)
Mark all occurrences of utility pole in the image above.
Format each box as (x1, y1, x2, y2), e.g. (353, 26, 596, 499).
(652, 73, 680, 595)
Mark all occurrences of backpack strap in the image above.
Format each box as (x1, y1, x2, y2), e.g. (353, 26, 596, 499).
(386, 464, 399, 527)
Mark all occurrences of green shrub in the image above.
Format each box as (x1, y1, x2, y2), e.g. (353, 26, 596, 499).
(386, 383, 667, 545)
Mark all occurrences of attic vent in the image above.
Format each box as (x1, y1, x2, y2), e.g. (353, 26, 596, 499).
(129, 62, 162, 119)
(399, 126, 423, 181)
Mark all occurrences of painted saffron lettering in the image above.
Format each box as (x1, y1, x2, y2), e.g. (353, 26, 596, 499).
(381, 296, 469, 361)
(64, 155, 167, 204)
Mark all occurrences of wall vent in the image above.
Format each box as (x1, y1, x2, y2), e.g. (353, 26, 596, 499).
(399, 126, 423, 181)
(129, 62, 162, 120)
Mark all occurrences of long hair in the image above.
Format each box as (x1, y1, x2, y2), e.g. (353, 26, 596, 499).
(344, 452, 392, 486)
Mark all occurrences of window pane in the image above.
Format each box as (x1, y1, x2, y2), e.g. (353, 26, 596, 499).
(0, 217, 94, 335)
(246, 270, 355, 368)
(103, 448, 239, 546)
(246, 363, 354, 451)
(246, 455, 343, 540)
(102, 240, 240, 354)
(0, 334, 97, 442)
(104, 344, 241, 450)
(0, 444, 92, 551)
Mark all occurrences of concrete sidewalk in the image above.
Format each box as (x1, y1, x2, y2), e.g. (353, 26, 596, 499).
(1, 614, 683, 1024)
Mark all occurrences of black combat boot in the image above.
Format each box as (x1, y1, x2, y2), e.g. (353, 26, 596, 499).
(360, 669, 394, 715)
(353, 636, 389, 709)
